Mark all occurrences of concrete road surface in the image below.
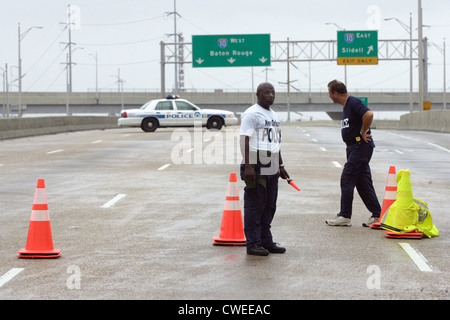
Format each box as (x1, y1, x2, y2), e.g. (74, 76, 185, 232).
(0, 125, 448, 301)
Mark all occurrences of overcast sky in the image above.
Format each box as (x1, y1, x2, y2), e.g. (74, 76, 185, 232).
(1, 0, 449, 94)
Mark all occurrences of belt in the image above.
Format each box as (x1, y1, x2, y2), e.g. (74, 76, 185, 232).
(345, 136, 362, 147)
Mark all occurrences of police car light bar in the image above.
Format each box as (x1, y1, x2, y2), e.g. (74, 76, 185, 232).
(166, 94, 179, 99)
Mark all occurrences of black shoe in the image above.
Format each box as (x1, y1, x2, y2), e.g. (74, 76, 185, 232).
(263, 243, 286, 254)
(246, 245, 269, 256)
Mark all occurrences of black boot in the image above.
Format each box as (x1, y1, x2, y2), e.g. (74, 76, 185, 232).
(263, 243, 286, 253)
(246, 245, 269, 256)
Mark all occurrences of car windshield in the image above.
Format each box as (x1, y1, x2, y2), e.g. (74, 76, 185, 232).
(140, 102, 152, 110)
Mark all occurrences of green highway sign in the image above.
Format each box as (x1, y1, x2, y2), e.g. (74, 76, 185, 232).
(358, 97, 368, 106)
(192, 34, 271, 68)
(337, 30, 378, 65)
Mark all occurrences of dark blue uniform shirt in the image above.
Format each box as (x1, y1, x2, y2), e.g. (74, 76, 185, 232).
(341, 96, 372, 145)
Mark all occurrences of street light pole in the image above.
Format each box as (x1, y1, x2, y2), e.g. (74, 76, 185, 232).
(410, 13, 413, 113)
(18, 23, 42, 118)
(444, 38, 447, 110)
(384, 14, 413, 114)
(18, 23, 21, 118)
(90, 52, 99, 104)
(287, 37, 290, 122)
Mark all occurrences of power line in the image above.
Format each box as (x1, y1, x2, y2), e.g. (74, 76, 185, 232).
(78, 36, 163, 47)
(26, 46, 66, 91)
(81, 15, 164, 27)
(25, 28, 66, 76)
(77, 58, 159, 67)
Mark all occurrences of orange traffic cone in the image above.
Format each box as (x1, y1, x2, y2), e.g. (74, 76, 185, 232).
(385, 230, 423, 239)
(213, 173, 246, 246)
(371, 166, 397, 229)
(18, 179, 61, 258)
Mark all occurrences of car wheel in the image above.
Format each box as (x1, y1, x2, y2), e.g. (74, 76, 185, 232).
(206, 117, 224, 130)
(141, 117, 158, 132)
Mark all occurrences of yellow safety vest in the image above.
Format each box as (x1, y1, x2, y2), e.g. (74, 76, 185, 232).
(381, 169, 439, 238)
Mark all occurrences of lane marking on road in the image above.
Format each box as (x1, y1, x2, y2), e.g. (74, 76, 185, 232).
(394, 149, 404, 154)
(399, 243, 433, 272)
(101, 194, 127, 208)
(0, 268, 24, 288)
(387, 132, 450, 153)
(320, 147, 327, 152)
(332, 161, 342, 168)
(91, 140, 103, 144)
(47, 149, 64, 154)
(157, 163, 171, 171)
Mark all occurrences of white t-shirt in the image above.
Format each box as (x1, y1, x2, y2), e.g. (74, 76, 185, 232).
(240, 104, 282, 153)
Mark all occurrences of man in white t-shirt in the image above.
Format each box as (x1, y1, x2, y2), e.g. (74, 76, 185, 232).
(239, 82, 290, 256)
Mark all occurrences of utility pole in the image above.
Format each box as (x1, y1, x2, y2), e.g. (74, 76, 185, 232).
(1, 63, 10, 118)
(68, 5, 73, 92)
(112, 68, 124, 109)
(278, 38, 298, 122)
(178, 33, 185, 92)
(65, 53, 69, 115)
(418, 0, 424, 111)
(60, 5, 76, 92)
(160, 41, 166, 97)
(67, 5, 74, 92)
(166, 0, 181, 94)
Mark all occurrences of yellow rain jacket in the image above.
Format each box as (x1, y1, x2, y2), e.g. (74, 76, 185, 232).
(381, 169, 439, 238)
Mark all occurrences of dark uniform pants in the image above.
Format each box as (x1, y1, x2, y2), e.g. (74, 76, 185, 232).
(242, 171, 279, 249)
(339, 142, 381, 219)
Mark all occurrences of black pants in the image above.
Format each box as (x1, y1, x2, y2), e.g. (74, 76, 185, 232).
(240, 164, 279, 248)
(339, 142, 381, 219)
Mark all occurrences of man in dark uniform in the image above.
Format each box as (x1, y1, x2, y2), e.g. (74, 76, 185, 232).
(326, 80, 381, 227)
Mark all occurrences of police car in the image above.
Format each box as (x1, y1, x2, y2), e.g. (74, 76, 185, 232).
(118, 95, 239, 132)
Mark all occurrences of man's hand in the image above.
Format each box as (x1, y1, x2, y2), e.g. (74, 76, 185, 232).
(361, 110, 374, 143)
(244, 164, 256, 183)
(361, 129, 372, 143)
(279, 167, 290, 180)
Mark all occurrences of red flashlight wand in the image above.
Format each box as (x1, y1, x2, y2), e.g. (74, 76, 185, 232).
(287, 179, 300, 191)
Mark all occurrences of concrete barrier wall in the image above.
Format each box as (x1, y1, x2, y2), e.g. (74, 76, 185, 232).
(0, 116, 119, 140)
(399, 110, 450, 133)
(1, 110, 449, 140)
